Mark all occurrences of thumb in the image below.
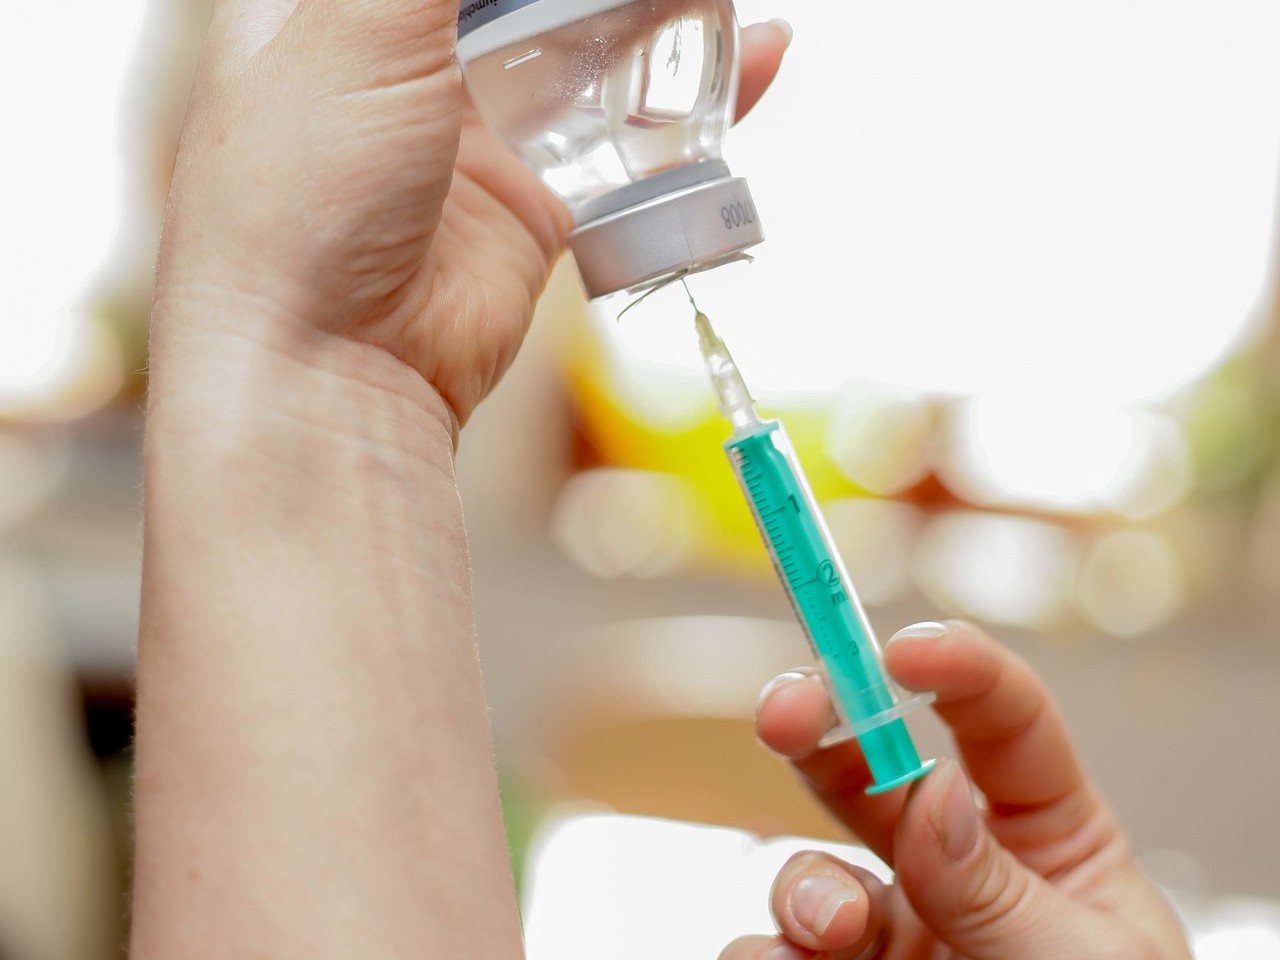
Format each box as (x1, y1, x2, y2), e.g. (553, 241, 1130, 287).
(893, 760, 1118, 960)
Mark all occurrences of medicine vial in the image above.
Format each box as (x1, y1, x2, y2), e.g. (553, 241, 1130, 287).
(456, 0, 764, 299)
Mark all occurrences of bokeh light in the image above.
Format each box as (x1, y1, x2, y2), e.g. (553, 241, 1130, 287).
(0, 0, 148, 420)
(1195, 900, 1280, 960)
(1179, 377, 1270, 493)
(568, 616, 802, 720)
(728, 0, 1280, 404)
(913, 510, 1076, 628)
(824, 381, 933, 496)
(1075, 529, 1187, 637)
(937, 398, 1192, 518)
(823, 497, 922, 605)
(551, 468, 704, 578)
(0, 313, 126, 421)
(578, 1, 1280, 407)
(523, 813, 889, 960)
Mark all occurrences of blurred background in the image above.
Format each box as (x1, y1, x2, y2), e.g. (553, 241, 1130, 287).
(3, 1, 1280, 957)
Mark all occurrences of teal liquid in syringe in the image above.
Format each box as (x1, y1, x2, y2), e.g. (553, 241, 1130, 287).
(694, 306, 935, 794)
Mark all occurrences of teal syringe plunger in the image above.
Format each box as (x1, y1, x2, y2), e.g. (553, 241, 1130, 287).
(694, 308, 935, 794)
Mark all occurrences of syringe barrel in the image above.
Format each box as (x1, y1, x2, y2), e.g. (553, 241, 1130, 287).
(725, 419, 933, 793)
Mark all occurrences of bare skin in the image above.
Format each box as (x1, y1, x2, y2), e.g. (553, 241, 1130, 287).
(134, 1, 1191, 958)
(134, 1, 786, 957)
(720, 620, 1193, 960)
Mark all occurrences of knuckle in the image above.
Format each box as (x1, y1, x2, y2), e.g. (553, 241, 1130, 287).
(950, 849, 1039, 941)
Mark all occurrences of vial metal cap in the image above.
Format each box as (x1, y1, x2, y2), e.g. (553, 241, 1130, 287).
(568, 173, 765, 300)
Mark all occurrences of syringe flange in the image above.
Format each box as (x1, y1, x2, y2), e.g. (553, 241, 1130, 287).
(818, 691, 937, 750)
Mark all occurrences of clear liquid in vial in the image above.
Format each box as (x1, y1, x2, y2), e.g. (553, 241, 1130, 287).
(461, 0, 737, 216)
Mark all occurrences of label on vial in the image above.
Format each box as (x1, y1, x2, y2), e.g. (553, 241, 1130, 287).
(718, 198, 758, 231)
(457, 0, 545, 40)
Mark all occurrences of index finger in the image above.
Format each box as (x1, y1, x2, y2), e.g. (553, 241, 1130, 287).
(884, 621, 1120, 871)
(735, 20, 793, 121)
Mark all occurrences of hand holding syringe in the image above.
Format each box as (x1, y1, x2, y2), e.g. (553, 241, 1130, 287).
(693, 303, 935, 793)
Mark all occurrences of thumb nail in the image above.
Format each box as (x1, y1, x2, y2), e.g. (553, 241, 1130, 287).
(768, 18, 794, 46)
(790, 873, 859, 936)
(932, 760, 980, 861)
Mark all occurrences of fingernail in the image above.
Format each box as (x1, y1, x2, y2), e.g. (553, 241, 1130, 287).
(932, 760, 980, 861)
(887, 621, 948, 646)
(791, 874, 859, 936)
(765, 943, 808, 960)
(768, 18, 794, 46)
(756, 669, 817, 709)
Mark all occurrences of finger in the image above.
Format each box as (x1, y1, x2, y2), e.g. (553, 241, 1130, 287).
(718, 934, 811, 960)
(883, 622, 1120, 871)
(756, 670, 904, 863)
(456, 113, 573, 262)
(756, 669, 836, 760)
(893, 759, 1132, 960)
(735, 20, 793, 121)
(769, 852, 887, 959)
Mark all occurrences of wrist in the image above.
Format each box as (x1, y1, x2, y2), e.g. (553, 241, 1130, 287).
(148, 296, 457, 449)
(145, 306, 461, 538)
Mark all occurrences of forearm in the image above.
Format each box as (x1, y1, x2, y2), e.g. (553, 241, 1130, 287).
(131, 316, 521, 958)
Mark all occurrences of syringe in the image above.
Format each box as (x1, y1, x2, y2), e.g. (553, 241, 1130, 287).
(695, 308, 935, 793)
